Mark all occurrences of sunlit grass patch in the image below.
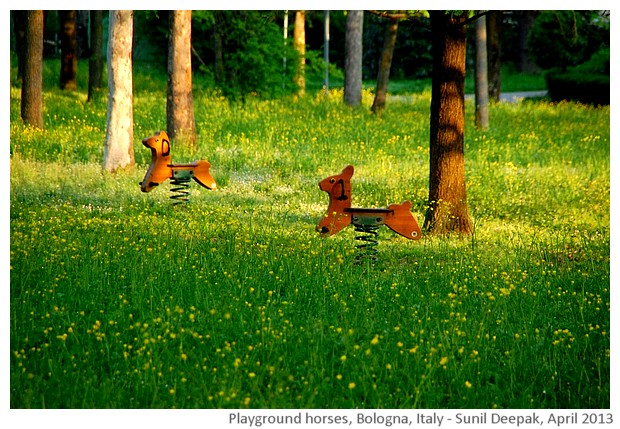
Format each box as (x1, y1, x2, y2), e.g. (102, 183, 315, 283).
(10, 74, 609, 408)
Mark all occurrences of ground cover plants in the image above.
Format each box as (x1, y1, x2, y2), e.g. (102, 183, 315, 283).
(9, 62, 610, 409)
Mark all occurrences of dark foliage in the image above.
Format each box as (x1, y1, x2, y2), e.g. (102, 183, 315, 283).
(545, 47, 610, 105)
(363, 13, 433, 80)
(528, 11, 609, 71)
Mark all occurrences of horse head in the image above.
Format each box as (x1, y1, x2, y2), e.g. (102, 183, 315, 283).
(140, 130, 173, 192)
(317, 165, 354, 236)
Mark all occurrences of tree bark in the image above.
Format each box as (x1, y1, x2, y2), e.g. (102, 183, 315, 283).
(486, 11, 502, 103)
(474, 15, 489, 130)
(21, 10, 44, 129)
(88, 10, 104, 102)
(103, 10, 134, 173)
(424, 11, 473, 235)
(59, 10, 78, 90)
(344, 10, 364, 107)
(293, 10, 306, 96)
(167, 10, 196, 147)
(371, 18, 398, 113)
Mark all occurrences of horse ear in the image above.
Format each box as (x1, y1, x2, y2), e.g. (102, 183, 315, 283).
(342, 165, 354, 179)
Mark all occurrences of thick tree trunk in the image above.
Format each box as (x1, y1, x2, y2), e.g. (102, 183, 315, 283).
(293, 10, 306, 96)
(344, 10, 363, 107)
(88, 10, 104, 102)
(167, 10, 196, 147)
(486, 11, 502, 103)
(59, 10, 78, 90)
(21, 10, 44, 129)
(103, 10, 134, 173)
(474, 15, 489, 130)
(371, 18, 398, 113)
(424, 11, 473, 235)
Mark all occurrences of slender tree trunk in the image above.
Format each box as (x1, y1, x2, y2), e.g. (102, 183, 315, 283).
(213, 11, 225, 85)
(76, 11, 90, 57)
(59, 10, 78, 90)
(21, 10, 44, 129)
(371, 18, 398, 113)
(103, 10, 134, 173)
(474, 15, 489, 130)
(88, 10, 104, 102)
(486, 11, 502, 103)
(12, 11, 28, 80)
(293, 10, 306, 96)
(167, 10, 196, 147)
(283, 10, 288, 82)
(344, 10, 363, 107)
(323, 11, 330, 94)
(424, 11, 472, 235)
(517, 11, 539, 73)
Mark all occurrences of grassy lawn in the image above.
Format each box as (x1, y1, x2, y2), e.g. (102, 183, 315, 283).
(309, 67, 547, 95)
(9, 60, 609, 409)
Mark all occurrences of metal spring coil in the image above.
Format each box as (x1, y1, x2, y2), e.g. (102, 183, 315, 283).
(169, 177, 191, 205)
(353, 223, 380, 264)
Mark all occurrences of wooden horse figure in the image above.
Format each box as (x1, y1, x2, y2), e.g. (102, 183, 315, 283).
(317, 165, 422, 240)
(140, 130, 217, 195)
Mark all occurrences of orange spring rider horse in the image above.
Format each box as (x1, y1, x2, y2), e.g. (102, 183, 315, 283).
(140, 130, 217, 194)
(317, 165, 421, 240)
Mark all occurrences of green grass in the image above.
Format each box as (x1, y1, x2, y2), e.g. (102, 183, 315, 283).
(9, 60, 609, 409)
(310, 67, 547, 95)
